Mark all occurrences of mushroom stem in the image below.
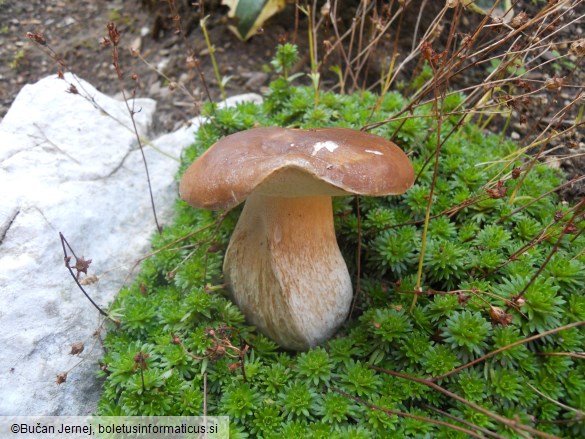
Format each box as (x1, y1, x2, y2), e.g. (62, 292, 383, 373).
(223, 193, 353, 350)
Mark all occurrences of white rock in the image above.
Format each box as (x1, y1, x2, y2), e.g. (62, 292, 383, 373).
(0, 73, 261, 415)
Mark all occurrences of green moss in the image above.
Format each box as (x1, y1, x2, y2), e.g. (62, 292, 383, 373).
(97, 50, 585, 437)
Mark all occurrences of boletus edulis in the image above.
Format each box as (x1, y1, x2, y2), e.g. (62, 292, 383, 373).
(180, 127, 414, 350)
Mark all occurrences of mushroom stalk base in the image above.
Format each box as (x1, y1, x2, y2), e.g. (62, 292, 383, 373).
(223, 193, 353, 351)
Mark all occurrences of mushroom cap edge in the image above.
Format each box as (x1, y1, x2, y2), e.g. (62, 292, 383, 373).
(179, 126, 415, 210)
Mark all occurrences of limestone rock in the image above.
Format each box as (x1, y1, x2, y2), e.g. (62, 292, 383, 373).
(0, 72, 261, 415)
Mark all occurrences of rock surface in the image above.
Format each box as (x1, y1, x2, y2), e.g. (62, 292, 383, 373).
(0, 73, 261, 415)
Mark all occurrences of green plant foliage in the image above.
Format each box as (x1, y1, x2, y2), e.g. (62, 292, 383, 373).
(279, 380, 319, 420)
(97, 47, 585, 437)
(271, 43, 300, 80)
(296, 348, 334, 386)
(442, 311, 492, 362)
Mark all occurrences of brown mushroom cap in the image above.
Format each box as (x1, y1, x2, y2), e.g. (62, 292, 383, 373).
(180, 126, 414, 210)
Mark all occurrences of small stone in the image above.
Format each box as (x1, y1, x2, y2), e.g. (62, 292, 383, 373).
(149, 81, 162, 96)
(157, 58, 170, 72)
(244, 72, 269, 90)
(129, 36, 142, 53)
(61, 16, 76, 27)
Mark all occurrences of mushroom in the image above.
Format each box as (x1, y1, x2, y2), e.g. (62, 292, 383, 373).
(180, 127, 414, 350)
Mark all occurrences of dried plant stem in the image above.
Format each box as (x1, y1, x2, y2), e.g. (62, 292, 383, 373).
(410, 50, 449, 313)
(26, 36, 176, 161)
(135, 52, 196, 100)
(432, 320, 585, 382)
(121, 88, 162, 233)
(165, 0, 213, 102)
(57, 323, 107, 384)
(329, 0, 358, 91)
(371, 2, 404, 114)
(200, 16, 226, 100)
(349, 196, 362, 319)
(537, 352, 585, 360)
(302, 3, 320, 106)
(503, 187, 582, 242)
(509, 88, 584, 203)
(527, 383, 585, 416)
(59, 232, 119, 324)
(511, 199, 585, 303)
(423, 404, 505, 439)
(203, 371, 208, 418)
(123, 213, 227, 285)
(105, 22, 162, 233)
(372, 367, 560, 439)
(331, 387, 487, 438)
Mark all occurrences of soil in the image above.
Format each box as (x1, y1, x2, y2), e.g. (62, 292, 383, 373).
(0, 0, 300, 132)
(0, 0, 583, 198)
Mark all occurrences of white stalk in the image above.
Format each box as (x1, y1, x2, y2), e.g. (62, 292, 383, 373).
(223, 193, 353, 350)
